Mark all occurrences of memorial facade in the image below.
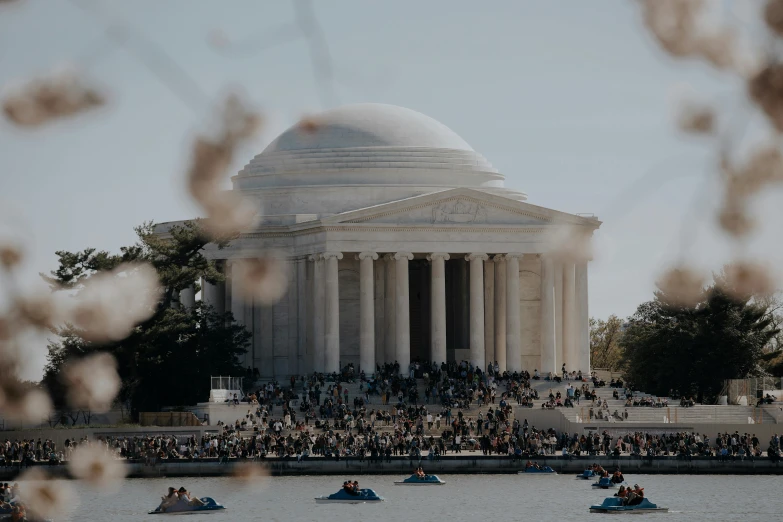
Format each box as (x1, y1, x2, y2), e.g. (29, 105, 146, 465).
(171, 103, 600, 378)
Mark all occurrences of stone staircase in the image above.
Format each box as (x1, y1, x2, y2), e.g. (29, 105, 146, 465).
(520, 377, 777, 425)
(249, 375, 778, 433)
(248, 377, 501, 439)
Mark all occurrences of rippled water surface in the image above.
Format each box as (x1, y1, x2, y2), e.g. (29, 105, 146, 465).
(63, 473, 782, 522)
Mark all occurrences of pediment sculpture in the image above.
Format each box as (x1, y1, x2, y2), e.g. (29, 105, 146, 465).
(432, 199, 488, 224)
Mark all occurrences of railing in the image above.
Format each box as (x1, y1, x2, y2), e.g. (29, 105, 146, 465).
(590, 368, 624, 382)
(724, 377, 783, 405)
(570, 405, 772, 424)
(139, 412, 202, 427)
(211, 376, 243, 391)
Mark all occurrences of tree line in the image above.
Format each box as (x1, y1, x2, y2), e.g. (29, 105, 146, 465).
(591, 279, 781, 403)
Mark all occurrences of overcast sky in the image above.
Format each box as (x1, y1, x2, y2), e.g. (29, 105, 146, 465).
(1, 1, 782, 377)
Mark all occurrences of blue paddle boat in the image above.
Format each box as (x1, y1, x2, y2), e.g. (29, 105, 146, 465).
(394, 474, 446, 485)
(0, 503, 52, 522)
(577, 469, 596, 479)
(519, 465, 556, 474)
(315, 488, 385, 504)
(589, 497, 668, 514)
(148, 497, 226, 515)
(591, 477, 626, 489)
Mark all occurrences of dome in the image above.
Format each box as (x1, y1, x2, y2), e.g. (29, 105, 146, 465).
(236, 103, 502, 186)
(233, 104, 525, 218)
(262, 103, 475, 153)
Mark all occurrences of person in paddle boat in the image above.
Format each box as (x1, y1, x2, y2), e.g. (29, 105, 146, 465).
(177, 487, 205, 507)
(10, 504, 25, 522)
(623, 484, 645, 506)
(614, 486, 627, 498)
(159, 487, 179, 512)
(611, 469, 625, 484)
(342, 480, 360, 495)
(415, 467, 426, 479)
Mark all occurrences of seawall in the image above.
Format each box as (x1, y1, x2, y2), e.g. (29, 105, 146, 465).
(5, 455, 783, 480)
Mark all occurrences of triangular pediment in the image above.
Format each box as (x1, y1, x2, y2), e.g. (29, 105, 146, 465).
(322, 188, 599, 227)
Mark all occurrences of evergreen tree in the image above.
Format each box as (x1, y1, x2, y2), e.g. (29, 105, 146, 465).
(621, 286, 778, 402)
(41, 221, 250, 418)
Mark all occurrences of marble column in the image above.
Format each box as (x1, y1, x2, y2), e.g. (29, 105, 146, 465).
(540, 256, 556, 375)
(357, 252, 378, 375)
(483, 258, 495, 369)
(180, 285, 196, 309)
(323, 252, 342, 374)
(427, 253, 449, 366)
(554, 261, 564, 373)
(493, 255, 507, 372)
(458, 259, 468, 350)
(466, 253, 488, 369)
(229, 261, 249, 368)
(575, 261, 591, 373)
(394, 252, 413, 375)
(562, 262, 576, 372)
(202, 273, 226, 315)
(383, 254, 396, 365)
(505, 253, 522, 372)
(309, 255, 325, 373)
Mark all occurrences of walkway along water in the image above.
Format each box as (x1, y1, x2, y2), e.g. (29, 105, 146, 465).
(2, 455, 782, 480)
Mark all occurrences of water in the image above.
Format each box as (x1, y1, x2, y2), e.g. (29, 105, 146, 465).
(62, 474, 781, 521)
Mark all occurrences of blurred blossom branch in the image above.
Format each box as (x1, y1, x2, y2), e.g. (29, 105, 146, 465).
(293, 0, 339, 108)
(208, 0, 340, 109)
(0, 0, 333, 503)
(2, 69, 106, 128)
(636, 0, 783, 304)
(67, 0, 211, 113)
(209, 21, 302, 56)
(186, 94, 262, 239)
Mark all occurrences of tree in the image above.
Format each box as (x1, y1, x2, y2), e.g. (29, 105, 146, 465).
(41, 220, 250, 417)
(759, 295, 783, 376)
(620, 286, 778, 402)
(589, 315, 625, 371)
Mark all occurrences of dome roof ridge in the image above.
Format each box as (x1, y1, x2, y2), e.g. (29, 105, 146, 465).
(261, 103, 475, 154)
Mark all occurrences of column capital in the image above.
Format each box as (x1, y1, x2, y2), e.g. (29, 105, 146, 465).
(307, 254, 322, 262)
(492, 254, 505, 263)
(383, 253, 396, 262)
(465, 253, 489, 262)
(393, 252, 413, 261)
(426, 252, 450, 262)
(501, 252, 525, 260)
(356, 252, 379, 261)
(322, 252, 343, 261)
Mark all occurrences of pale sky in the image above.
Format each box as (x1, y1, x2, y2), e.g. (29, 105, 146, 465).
(1, 1, 782, 377)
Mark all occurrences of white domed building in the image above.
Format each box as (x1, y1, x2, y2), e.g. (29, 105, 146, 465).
(172, 103, 599, 378)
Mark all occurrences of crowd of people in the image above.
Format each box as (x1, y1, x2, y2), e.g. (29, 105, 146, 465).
(2, 362, 782, 469)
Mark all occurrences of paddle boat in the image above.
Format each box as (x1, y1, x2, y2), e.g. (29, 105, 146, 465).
(591, 477, 626, 489)
(577, 469, 596, 480)
(148, 497, 226, 515)
(589, 497, 668, 514)
(315, 488, 384, 504)
(519, 465, 556, 474)
(0, 502, 52, 522)
(394, 473, 446, 485)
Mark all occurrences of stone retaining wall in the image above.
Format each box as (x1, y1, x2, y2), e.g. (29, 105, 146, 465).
(3, 455, 781, 480)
